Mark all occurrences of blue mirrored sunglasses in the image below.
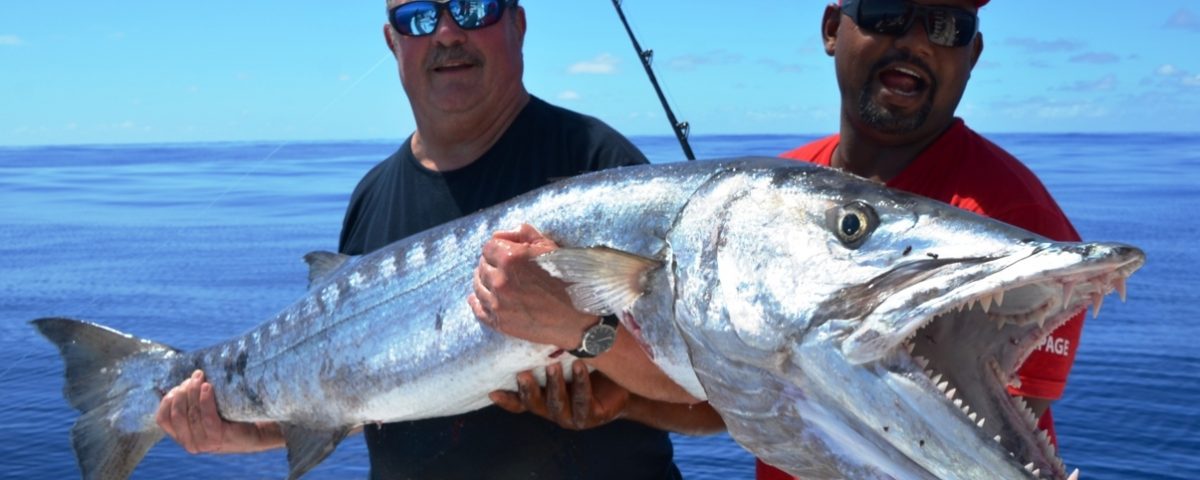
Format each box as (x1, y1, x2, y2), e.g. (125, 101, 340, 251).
(388, 0, 517, 37)
(841, 0, 978, 48)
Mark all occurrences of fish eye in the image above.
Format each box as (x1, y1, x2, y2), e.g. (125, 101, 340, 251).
(827, 201, 878, 248)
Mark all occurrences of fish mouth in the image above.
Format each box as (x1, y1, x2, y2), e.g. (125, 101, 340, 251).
(849, 243, 1144, 479)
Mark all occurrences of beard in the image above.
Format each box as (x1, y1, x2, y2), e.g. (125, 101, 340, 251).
(856, 52, 938, 135)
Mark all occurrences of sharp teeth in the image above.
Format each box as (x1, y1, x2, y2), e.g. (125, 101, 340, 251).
(931, 373, 943, 385)
(1091, 292, 1105, 319)
(968, 412, 977, 421)
(1032, 468, 1041, 477)
(1115, 277, 1127, 302)
(1068, 468, 1080, 480)
(977, 417, 986, 428)
(993, 434, 1002, 443)
(906, 342, 916, 353)
(945, 387, 957, 399)
(1062, 282, 1076, 311)
(937, 381, 950, 392)
(953, 398, 963, 408)
(994, 289, 1005, 307)
(980, 294, 992, 314)
(1024, 462, 1036, 472)
(1010, 377, 1022, 389)
(914, 356, 930, 368)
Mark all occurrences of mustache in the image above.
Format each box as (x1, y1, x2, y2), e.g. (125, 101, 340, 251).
(425, 46, 482, 69)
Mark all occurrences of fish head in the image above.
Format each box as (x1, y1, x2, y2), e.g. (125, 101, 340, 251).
(671, 160, 1143, 479)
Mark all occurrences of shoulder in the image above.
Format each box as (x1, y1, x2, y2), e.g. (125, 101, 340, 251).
(506, 97, 648, 169)
(948, 124, 1080, 241)
(780, 134, 839, 166)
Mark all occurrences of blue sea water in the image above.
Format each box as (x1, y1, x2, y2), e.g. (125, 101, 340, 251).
(1, 134, 1197, 479)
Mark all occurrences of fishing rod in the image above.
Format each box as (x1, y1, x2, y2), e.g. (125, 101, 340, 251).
(610, 0, 696, 161)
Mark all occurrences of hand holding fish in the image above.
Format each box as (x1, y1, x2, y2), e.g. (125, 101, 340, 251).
(489, 361, 630, 430)
(470, 224, 596, 350)
(155, 370, 283, 454)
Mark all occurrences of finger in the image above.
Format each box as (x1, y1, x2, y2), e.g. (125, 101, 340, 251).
(544, 364, 572, 426)
(515, 371, 546, 416)
(171, 378, 196, 453)
(488, 390, 526, 413)
(198, 382, 222, 450)
(570, 361, 592, 428)
(186, 372, 209, 450)
(157, 388, 178, 438)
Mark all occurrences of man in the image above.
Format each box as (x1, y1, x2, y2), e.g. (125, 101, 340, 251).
(758, 0, 1084, 477)
(156, 0, 693, 478)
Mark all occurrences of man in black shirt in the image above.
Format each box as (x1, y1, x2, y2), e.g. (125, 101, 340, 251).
(155, 1, 694, 478)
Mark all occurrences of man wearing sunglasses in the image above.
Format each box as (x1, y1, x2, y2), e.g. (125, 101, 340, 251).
(155, 0, 691, 478)
(758, 0, 1086, 478)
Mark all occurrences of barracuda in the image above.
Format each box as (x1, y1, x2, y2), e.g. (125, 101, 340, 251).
(33, 158, 1143, 480)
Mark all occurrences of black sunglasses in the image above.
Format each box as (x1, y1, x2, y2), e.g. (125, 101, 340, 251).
(841, 0, 979, 48)
(388, 0, 517, 37)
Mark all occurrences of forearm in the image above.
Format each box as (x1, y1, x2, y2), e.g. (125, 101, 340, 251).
(584, 328, 700, 404)
(624, 398, 726, 435)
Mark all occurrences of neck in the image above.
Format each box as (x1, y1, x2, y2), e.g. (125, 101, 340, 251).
(832, 117, 953, 183)
(411, 90, 531, 172)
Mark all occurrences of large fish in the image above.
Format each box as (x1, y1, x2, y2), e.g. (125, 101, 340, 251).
(34, 158, 1143, 480)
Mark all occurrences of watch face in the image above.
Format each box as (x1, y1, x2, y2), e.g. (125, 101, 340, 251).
(584, 325, 618, 355)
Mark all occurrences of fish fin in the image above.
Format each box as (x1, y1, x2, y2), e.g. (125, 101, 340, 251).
(281, 423, 352, 480)
(303, 251, 351, 290)
(534, 246, 662, 315)
(31, 317, 181, 480)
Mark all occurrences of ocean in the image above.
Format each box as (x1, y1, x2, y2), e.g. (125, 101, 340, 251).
(1, 134, 1197, 479)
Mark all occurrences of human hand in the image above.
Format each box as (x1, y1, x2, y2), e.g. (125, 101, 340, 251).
(489, 361, 630, 430)
(155, 370, 282, 454)
(469, 224, 596, 349)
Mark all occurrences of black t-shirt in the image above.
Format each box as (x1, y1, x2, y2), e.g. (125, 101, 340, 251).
(338, 97, 681, 480)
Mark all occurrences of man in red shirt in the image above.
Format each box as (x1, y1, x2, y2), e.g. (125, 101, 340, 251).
(758, 0, 1084, 478)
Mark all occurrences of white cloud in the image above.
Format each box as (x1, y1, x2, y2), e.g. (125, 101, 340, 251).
(557, 90, 580, 101)
(568, 54, 619, 75)
(1165, 8, 1200, 32)
(1183, 75, 1200, 87)
(1058, 74, 1117, 92)
(0, 34, 23, 46)
(1157, 64, 1179, 76)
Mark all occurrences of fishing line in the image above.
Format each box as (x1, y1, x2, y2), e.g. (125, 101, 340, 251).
(200, 53, 392, 214)
(2, 54, 393, 389)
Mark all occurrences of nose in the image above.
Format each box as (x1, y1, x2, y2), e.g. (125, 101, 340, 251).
(891, 15, 935, 59)
(431, 7, 467, 46)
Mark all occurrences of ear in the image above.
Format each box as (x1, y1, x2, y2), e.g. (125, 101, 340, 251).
(821, 4, 841, 57)
(514, 5, 527, 44)
(969, 31, 984, 69)
(383, 23, 399, 55)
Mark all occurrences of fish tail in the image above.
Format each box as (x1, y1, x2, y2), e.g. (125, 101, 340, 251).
(32, 317, 187, 480)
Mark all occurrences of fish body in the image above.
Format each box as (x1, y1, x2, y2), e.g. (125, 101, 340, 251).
(34, 158, 1143, 480)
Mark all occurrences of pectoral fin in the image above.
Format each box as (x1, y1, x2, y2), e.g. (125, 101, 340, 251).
(534, 246, 662, 315)
(281, 423, 352, 480)
(303, 251, 352, 290)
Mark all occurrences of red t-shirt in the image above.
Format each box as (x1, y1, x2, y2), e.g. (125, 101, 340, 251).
(757, 119, 1083, 479)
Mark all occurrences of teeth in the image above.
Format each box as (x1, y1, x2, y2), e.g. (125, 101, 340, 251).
(1024, 462, 1036, 472)
(1091, 292, 1105, 319)
(977, 417, 986, 428)
(980, 294, 993, 314)
(945, 387, 957, 399)
(993, 434, 1002, 443)
(938, 381, 950, 392)
(1068, 468, 1080, 480)
(968, 412, 977, 421)
(1032, 468, 1041, 477)
(953, 398, 963, 408)
(906, 342, 916, 353)
(914, 356, 930, 368)
(1010, 377, 1022, 389)
(1115, 277, 1127, 302)
(931, 373, 943, 385)
(994, 289, 1005, 307)
(1062, 282, 1076, 311)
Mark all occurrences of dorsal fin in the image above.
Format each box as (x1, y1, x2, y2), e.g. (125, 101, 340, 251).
(533, 246, 662, 315)
(303, 251, 351, 290)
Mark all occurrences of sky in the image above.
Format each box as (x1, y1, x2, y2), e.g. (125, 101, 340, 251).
(1, 1, 1198, 146)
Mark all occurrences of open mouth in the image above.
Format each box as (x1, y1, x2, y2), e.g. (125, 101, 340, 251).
(433, 61, 475, 73)
(893, 254, 1141, 479)
(878, 65, 929, 98)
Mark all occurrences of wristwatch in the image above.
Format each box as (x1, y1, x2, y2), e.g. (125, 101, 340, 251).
(568, 314, 620, 358)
